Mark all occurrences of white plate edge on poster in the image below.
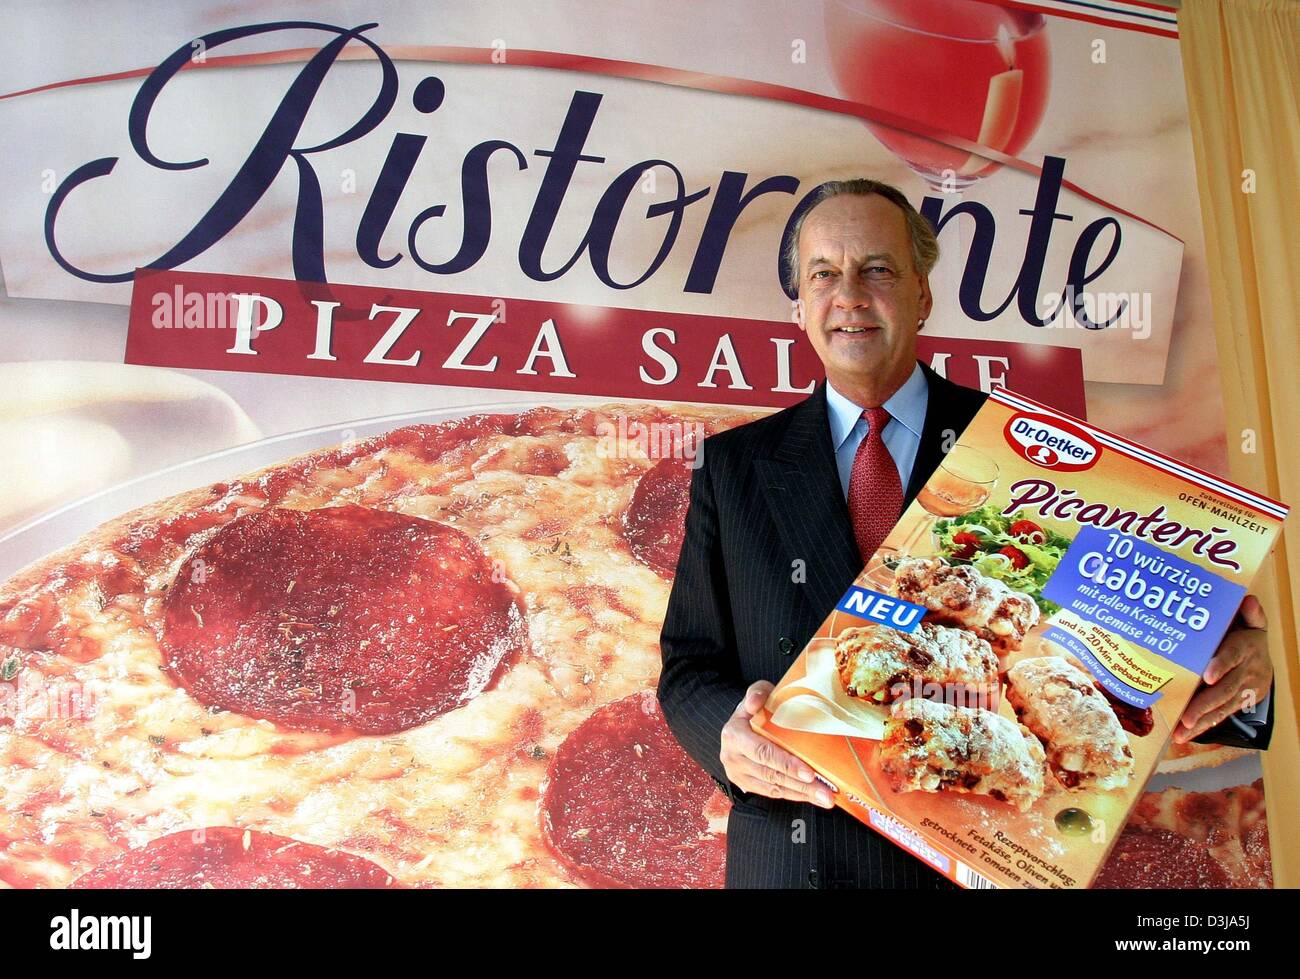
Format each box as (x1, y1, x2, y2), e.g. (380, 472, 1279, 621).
(0, 396, 618, 579)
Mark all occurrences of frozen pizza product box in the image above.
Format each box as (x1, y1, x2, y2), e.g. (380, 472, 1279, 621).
(750, 387, 1288, 889)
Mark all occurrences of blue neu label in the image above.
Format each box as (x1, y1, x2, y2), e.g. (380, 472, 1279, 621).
(1042, 525, 1245, 683)
(835, 586, 925, 633)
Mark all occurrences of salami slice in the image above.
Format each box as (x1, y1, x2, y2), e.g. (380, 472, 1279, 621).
(1094, 829, 1231, 889)
(540, 690, 727, 888)
(161, 504, 526, 734)
(70, 827, 398, 888)
(622, 458, 693, 577)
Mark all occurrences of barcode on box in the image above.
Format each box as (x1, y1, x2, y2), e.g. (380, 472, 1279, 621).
(957, 861, 998, 889)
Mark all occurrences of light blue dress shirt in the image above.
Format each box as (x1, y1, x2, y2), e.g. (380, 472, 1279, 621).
(825, 362, 929, 500)
(825, 362, 1265, 740)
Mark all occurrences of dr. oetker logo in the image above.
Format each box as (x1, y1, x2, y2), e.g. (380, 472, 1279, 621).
(1003, 413, 1101, 472)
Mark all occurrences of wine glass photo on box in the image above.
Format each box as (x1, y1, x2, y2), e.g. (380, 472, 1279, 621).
(866, 442, 1000, 588)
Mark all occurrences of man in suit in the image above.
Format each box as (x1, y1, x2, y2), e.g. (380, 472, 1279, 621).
(657, 178, 1276, 889)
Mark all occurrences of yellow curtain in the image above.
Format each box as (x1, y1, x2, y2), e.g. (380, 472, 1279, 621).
(1179, 0, 1300, 888)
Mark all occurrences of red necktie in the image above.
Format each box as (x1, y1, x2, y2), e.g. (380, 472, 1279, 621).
(847, 406, 903, 564)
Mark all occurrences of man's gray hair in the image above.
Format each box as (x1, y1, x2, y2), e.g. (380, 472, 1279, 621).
(783, 179, 939, 293)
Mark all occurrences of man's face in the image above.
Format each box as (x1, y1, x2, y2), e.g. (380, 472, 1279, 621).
(795, 193, 932, 394)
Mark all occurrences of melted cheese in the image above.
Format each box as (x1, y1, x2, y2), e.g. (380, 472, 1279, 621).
(0, 403, 762, 888)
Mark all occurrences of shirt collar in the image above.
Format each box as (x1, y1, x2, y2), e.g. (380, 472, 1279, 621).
(825, 362, 928, 452)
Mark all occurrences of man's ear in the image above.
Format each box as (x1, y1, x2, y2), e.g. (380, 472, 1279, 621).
(917, 272, 934, 329)
(793, 297, 806, 333)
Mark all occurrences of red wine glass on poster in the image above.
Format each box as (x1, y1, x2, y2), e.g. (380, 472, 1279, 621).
(825, 0, 1051, 190)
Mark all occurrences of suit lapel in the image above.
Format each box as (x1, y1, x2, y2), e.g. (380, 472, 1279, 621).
(906, 368, 947, 507)
(905, 363, 985, 505)
(753, 380, 863, 621)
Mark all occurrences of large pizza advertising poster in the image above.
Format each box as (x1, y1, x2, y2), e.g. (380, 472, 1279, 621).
(0, 0, 1273, 888)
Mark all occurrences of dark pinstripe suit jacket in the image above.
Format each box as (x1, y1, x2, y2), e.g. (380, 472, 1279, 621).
(657, 363, 1268, 889)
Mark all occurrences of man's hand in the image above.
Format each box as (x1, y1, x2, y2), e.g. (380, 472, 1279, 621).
(721, 681, 835, 808)
(1174, 595, 1272, 744)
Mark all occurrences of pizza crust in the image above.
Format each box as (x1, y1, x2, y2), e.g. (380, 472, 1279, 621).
(1155, 741, 1253, 774)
